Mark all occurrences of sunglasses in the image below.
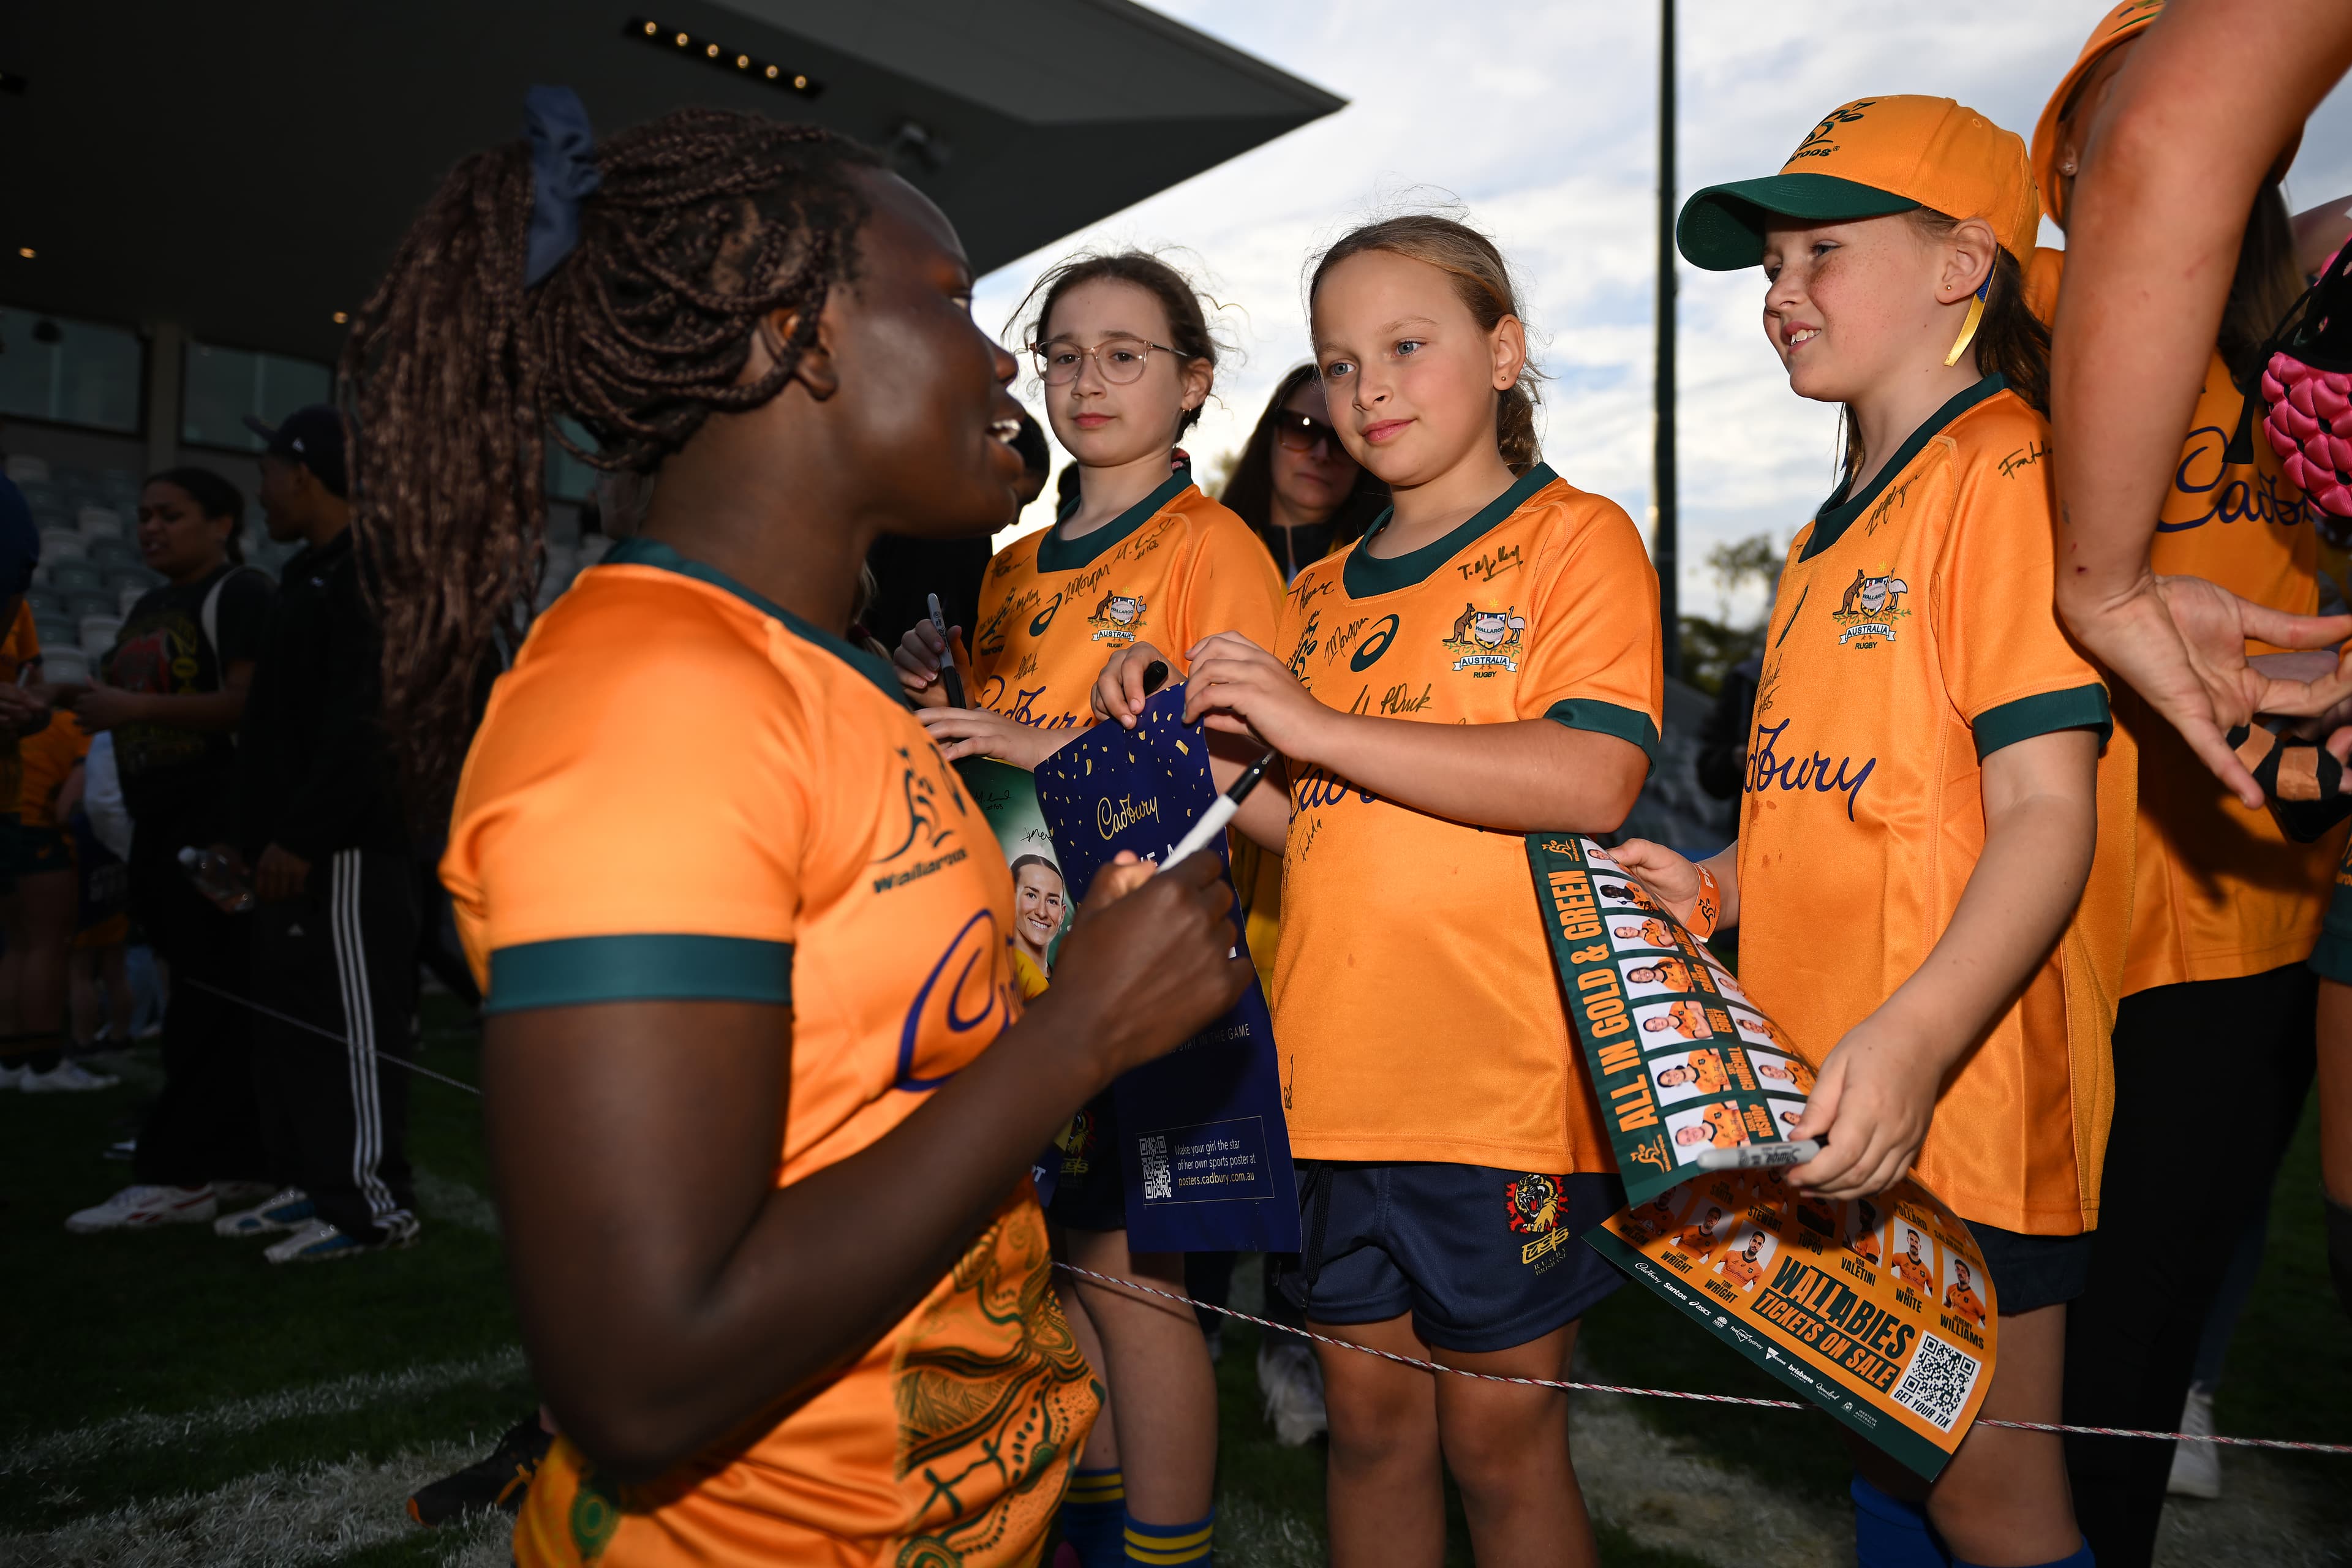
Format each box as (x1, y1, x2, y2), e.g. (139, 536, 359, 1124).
(1273, 410, 1343, 454)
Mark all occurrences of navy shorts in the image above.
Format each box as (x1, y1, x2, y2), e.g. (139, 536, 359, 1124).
(1046, 1089, 1127, 1233)
(1963, 1218, 2090, 1315)
(1298, 1162, 1626, 1354)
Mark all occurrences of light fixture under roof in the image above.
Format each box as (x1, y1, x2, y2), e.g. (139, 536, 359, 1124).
(624, 16, 821, 98)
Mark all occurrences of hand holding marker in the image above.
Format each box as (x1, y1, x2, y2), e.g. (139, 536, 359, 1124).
(927, 592, 965, 709)
(1698, 1137, 1822, 1173)
(1122, 654, 1278, 872)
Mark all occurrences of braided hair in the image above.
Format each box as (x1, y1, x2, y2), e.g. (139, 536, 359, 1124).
(340, 108, 881, 816)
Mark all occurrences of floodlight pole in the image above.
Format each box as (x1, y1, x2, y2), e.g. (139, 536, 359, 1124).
(1654, 0, 1681, 679)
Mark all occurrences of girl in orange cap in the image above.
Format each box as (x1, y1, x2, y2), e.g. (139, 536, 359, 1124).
(1621, 94, 2129, 1568)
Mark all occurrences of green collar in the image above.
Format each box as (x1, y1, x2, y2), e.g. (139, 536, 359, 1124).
(600, 535, 904, 707)
(1344, 462, 1558, 598)
(1802, 375, 2007, 562)
(1036, 469, 1193, 573)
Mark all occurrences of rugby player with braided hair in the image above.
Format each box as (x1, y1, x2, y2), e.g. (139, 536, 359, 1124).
(345, 96, 1246, 1564)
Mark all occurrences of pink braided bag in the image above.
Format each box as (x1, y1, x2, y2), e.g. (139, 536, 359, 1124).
(2262, 246, 2352, 526)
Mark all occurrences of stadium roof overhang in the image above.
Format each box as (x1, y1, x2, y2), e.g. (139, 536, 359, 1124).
(0, 0, 1341, 363)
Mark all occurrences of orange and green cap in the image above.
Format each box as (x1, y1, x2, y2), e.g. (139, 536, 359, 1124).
(2030, 1, 2298, 225)
(2031, 2, 2166, 225)
(1678, 96, 2038, 273)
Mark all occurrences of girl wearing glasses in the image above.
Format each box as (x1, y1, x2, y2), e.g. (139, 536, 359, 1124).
(897, 251, 1281, 1568)
(1219, 363, 1390, 584)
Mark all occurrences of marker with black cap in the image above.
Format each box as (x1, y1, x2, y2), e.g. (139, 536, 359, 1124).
(926, 592, 965, 709)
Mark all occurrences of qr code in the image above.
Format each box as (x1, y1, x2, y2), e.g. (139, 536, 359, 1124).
(1890, 1333, 1982, 1431)
(1140, 1136, 1172, 1200)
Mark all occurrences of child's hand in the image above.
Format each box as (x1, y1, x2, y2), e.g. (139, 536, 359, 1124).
(1610, 840, 1704, 926)
(894, 620, 971, 711)
(1093, 643, 1170, 729)
(1181, 633, 1325, 756)
(917, 704, 1066, 769)
(1786, 1014, 1943, 1200)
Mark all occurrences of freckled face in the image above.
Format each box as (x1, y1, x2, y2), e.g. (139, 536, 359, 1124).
(1759, 215, 1947, 409)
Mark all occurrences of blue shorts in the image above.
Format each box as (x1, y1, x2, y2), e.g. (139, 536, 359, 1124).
(1298, 1162, 1626, 1354)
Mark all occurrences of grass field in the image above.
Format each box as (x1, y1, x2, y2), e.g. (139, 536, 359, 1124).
(4, 995, 2348, 1566)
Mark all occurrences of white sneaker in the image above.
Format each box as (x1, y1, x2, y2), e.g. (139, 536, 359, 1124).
(2168, 1384, 2222, 1499)
(213, 1179, 279, 1208)
(20, 1060, 120, 1093)
(1257, 1336, 1328, 1446)
(66, 1183, 217, 1233)
(216, 1188, 315, 1237)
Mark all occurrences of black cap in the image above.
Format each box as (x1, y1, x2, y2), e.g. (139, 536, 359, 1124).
(244, 404, 348, 499)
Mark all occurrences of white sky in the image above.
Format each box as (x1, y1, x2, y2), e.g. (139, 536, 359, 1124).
(976, 1, 2352, 625)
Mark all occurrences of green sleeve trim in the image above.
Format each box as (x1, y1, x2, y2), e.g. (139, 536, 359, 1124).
(1972, 684, 2111, 762)
(1544, 698, 1661, 766)
(485, 935, 793, 1014)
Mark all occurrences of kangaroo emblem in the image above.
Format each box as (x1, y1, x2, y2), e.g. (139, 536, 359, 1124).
(1838, 568, 1908, 619)
(1450, 603, 1526, 648)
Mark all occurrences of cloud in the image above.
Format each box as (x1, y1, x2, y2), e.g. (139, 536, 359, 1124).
(976, 2, 2352, 623)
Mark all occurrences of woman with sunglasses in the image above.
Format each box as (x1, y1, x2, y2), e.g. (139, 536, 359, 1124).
(895, 251, 1281, 1568)
(1221, 363, 1390, 584)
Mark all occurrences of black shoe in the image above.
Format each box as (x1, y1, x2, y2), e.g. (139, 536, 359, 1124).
(407, 1417, 552, 1526)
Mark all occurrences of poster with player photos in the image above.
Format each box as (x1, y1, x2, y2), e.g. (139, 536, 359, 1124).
(1529, 832, 1999, 1479)
(1036, 686, 1302, 1254)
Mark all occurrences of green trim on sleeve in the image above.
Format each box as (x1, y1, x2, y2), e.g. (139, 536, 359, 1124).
(1544, 698, 1661, 766)
(485, 935, 794, 1014)
(1972, 684, 2111, 762)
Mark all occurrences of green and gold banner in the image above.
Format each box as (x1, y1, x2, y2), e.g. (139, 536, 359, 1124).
(1529, 833, 1998, 1481)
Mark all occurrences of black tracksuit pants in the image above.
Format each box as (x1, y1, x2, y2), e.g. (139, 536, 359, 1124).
(249, 847, 420, 1243)
(2062, 963, 2316, 1568)
(129, 800, 267, 1188)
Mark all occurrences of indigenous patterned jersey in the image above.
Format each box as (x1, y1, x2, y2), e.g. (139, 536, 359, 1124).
(1736, 377, 2126, 1234)
(970, 473, 1280, 736)
(1272, 463, 1664, 1171)
(2031, 247, 2340, 993)
(443, 538, 1095, 1568)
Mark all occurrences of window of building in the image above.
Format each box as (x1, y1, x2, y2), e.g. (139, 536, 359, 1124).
(0, 306, 145, 433)
(181, 341, 331, 450)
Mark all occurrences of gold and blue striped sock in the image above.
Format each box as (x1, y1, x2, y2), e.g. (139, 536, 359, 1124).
(1055, 1467, 1125, 1567)
(1123, 1508, 1214, 1566)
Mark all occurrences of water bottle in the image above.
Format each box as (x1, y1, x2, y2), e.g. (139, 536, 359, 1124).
(178, 846, 255, 914)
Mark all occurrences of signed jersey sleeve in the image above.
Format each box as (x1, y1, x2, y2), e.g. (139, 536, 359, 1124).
(1735, 379, 2125, 1235)
(2030, 247, 2339, 989)
(968, 476, 1280, 735)
(447, 538, 1094, 1568)
(1272, 464, 1663, 1172)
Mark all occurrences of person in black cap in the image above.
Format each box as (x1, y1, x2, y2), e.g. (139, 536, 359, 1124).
(211, 404, 422, 1262)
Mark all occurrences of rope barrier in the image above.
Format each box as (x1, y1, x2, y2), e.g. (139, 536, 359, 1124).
(147, 978, 2352, 1456)
(1050, 1264, 2352, 1454)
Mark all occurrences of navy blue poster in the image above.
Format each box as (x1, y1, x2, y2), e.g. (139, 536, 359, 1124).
(1034, 687, 1302, 1252)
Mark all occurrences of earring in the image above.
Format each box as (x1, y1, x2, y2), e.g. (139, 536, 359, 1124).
(1944, 274, 1992, 368)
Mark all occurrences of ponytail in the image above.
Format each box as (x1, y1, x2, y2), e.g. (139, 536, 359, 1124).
(339, 110, 880, 819)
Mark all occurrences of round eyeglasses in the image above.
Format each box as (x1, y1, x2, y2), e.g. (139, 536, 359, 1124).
(1027, 337, 1193, 386)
